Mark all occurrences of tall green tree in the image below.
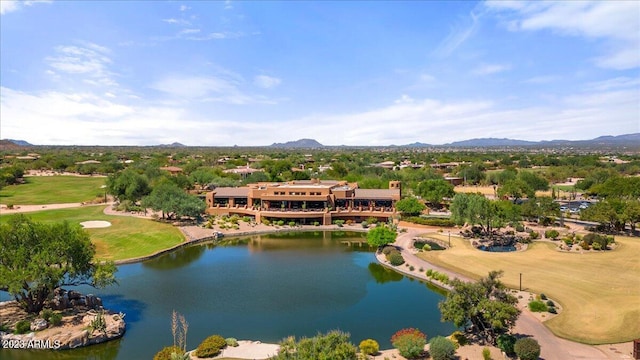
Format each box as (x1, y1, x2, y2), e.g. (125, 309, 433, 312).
(439, 271, 519, 344)
(395, 197, 426, 216)
(366, 224, 397, 248)
(107, 168, 151, 202)
(450, 193, 501, 237)
(415, 179, 455, 206)
(0, 215, 117, 313)
(142, 181, 206, 219)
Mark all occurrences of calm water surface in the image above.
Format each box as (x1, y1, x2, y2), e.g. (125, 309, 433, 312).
(1, 231, 454, 359)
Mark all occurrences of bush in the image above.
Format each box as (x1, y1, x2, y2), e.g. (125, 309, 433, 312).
(403, 217, 455, 227)
(428, 336, 456, 360)
(361, 221, 369, 228)
(391, 328, 426, 359)
(359, 339, 379, 355)
(288, 221, 296, 227)
(14, 320, 31, 334)
(226, 337, 239, 347)
(382, 246, 395, 255)
(496, 334, 516, 356)
(334, 220, 345, 227)
(545, 300, 555, 307)
(482, 347, 492, 360)
(529, 231, 539, 240)
(514, 338, 541, 360)
(313, 221, 320, 226)
(277, 220, 285, 226)
(548, 306, 557, 314)
(528, 300, 548, 312)
(544, 230, 559, 239)
(272, 330, 357, 360)
(426, 269, 433, 277)
(153, 346, 184, 360)
(195, 335, 227, 358)
(540, 293, 547, 300)
(41, 308, 54, 322)
(388, 252, 405, 266)
(515, 223, 525, 232)
(449, 331, 467, 348)
(50, 312, 63, 326)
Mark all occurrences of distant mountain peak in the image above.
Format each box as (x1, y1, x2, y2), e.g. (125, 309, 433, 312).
(270, 139, 324, 148)
(157, 142, 187, 147)
(2, 139, 33, 146)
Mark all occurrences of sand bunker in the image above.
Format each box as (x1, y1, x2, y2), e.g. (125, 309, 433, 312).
(80, 220, 112, 228)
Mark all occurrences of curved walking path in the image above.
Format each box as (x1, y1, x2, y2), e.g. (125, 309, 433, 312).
(384, 226, 622, 360)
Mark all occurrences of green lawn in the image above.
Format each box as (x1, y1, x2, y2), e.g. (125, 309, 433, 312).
(0, 206, 185, 261)
(416, 233, 640, 344)
(0, 176, 106, 205)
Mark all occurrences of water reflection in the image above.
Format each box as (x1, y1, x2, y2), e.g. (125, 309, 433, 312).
(142, 245, 205, 270)
(368, 263, 403, 284)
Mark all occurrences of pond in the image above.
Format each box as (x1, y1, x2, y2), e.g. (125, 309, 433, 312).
(0, 231, 455, 359)
(478, 244, 517, 252)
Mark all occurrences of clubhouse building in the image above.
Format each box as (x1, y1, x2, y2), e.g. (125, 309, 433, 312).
(205, 179, 401, 225)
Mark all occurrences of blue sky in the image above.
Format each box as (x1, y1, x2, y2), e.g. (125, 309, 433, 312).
(1, 0, 639, 146)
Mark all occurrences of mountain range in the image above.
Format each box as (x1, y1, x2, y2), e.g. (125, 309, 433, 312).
(2, 133, 638, 149)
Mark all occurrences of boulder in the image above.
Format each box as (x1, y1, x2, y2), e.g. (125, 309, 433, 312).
(68, 290, 81, 300)
(30, 318, 48, 331)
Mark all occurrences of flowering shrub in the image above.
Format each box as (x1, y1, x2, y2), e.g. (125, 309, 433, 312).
(391, 328, 426, 359)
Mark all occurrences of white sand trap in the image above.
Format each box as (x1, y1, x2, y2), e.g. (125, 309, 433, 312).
(80, 220, 112, 228)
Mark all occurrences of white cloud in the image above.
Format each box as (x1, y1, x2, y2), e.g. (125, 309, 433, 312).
(394, 94, 414, 104)
(162, 18, 191, 26)
(45, 42, 117, 87)
(179, 5, 190, 12)
(472, 63, 511, 75)
(2, 82, 637, 145)
(485, 1, 640, 70)
(1, 0, 51, 15)
(253, 75, 281, 89)
(524, 75, 560, 84)
(434, 3, 488, 57)
(150, 74, 279, 105)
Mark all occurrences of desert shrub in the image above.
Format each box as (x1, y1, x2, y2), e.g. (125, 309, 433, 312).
(313, 221, 320, 226)
(345, 219, 353, 226)
(528, 300, 547, 312)
(514, 338, 541, 360)
(428, 336, 455, 360)
(449, 331, 467, 347)
(548, 307, 557, 314)
(545, 299, 555, 307)
(40, 308, 53, 322)
(50, 312, 63, 326)
(544, 230, 559, 239)
(359, 338, 379, 355)
(592, 242, 602, 250)
(367, 217, 378, 224)
(226, 337, 239, 347)
(539, 293, 547, 300)
(422, 244, 432, 251)
(388, 252, 405, 266)
(426, 269, 433, 277)
(272, 330, 357, 360)
(288, 221, 296, 227)
(195, 334, 227, 358)
(382, 246, 396, 255)
(153, 346, 184, 360)
(262, 218, 271, 226)
(409, 265, 415, 271)
(403, 217, 455, 227)
(391, 328, 426, 359)
(482, 347, 492, 360)
(496, 334, 516, 356)
(14, 320, 31, 334)
(277, 220, 285, 226)
(529, 231, 539, 240)
(515, 223, 525, 232)
(361, 221, 369, 228)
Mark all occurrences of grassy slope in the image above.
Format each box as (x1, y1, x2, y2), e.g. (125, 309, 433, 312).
(417, 234, 640, 344)
(0, 176, 106, 204)
(1, 206, 184, 261)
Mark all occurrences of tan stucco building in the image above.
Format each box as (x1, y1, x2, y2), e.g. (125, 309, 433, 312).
(206, 179, 401, 225)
